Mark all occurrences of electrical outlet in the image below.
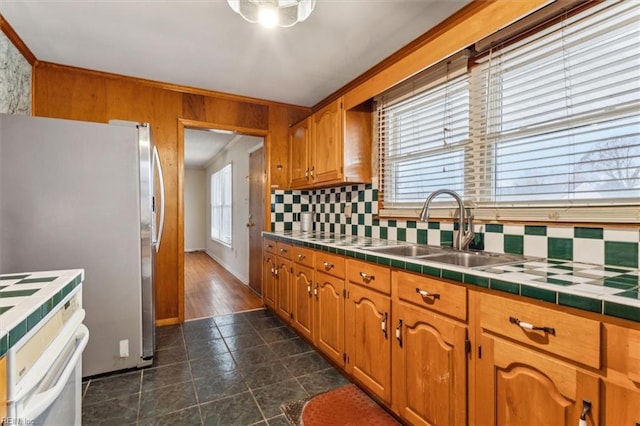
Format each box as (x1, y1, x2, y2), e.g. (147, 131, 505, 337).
(119, 339, 129, 358)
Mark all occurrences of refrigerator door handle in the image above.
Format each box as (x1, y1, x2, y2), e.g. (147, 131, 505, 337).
(153, 146, 165, 253)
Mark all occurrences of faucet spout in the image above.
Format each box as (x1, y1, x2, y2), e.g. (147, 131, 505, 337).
(419, 189, 474, 250)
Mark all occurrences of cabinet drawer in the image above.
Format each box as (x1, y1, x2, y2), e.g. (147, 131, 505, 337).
(276, 242, 293, 260)
(394, 271, 467, 321)
(315, 252, 345, 279)
(480, 293, 601, 369)
(347, 259, 391, 295)
(292, 246, 314, 268)
(263, 239, 276, 254)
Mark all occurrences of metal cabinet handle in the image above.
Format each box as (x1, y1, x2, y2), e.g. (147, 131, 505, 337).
(381, 312, 388, 338)
(580, 400, 592, 426)
(307, 283, 312, 295)
(280, 248, 288, 254)
(298, 254, 306, 261)
(509, 316, 555, 335)
(314, 283, 319, 299)
(323, 261, 334, 270)
(266, 244, 274, 249)
(309, 166, 315, 179)
(305, 168, 309, 178)
(360, 272, 375, 283)
(416, 288, 441, 300)
(396, 320, 403, 347)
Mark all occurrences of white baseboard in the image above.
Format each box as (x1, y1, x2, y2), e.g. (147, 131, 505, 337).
(205, 250, 249, 285)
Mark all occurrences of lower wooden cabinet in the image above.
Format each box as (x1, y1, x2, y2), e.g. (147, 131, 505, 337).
(262, 253, 277, 309)
(345, 282, 392, 404)
(314, 271, 345, 366)
(292, 263, 314, 341)
(475, 334, 600, 426)
(275, 257, 293, 322)
(264, 238, 640, 425)
(392, 301, 468, 426)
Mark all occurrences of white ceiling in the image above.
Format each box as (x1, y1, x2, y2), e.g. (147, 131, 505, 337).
(184, 129, 238, 168)
(0, 0, 471, 107)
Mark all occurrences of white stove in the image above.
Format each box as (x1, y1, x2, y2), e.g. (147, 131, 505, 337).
(1, 270, 87, 426)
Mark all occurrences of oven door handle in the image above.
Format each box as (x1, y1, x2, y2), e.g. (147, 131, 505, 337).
(21, 324, 89, 421)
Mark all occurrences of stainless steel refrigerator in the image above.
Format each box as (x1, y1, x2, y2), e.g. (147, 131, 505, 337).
(0, 113, 164, 377)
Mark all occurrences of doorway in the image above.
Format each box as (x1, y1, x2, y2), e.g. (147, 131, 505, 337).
(180, 122, 267, 320)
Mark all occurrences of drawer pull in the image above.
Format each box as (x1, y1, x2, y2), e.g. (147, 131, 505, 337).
(396, 320, 403, 347)
(307, 283, 312, 295)
(266, 244, 273, 249)
(359, 272, 375, 283)
(509, 316, 555, 335)
(298, 254, 306, 261)
(416, 288, 441, 300)
(280, 248, 288, 254)
(323, 261, 334, 270)
(314, 283, 319, 299)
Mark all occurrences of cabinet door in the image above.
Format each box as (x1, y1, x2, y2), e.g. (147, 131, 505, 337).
(393, 302, 467, 426)
(345, 282, 392, 403)
(276, 257, 293, 322)
(312, 99, 343, 184)
(603, 381, 640, 425)
(475, 334, 600, 426)
(262, 254, 277, 309)
(292, 263, 314, 341)
(314, 271, 345, 366)
(289, 118, 310, 188)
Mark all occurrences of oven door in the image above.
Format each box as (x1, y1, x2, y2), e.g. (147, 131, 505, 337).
(12, 324, 89, 426)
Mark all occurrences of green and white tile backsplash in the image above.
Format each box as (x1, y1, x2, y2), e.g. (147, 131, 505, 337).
(271, 183, 640, 269)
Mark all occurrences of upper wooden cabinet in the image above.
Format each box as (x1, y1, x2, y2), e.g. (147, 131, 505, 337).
(289, 118, 311, 188)
(289, 98, 372, 189)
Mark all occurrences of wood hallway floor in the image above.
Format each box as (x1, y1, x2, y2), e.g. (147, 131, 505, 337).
(184, 251, 263, 320)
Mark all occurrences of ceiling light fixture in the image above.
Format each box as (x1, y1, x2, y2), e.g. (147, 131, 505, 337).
(227, 0, 316, 28)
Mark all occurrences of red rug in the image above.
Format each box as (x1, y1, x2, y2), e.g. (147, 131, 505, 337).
(281, 384, 400, 426)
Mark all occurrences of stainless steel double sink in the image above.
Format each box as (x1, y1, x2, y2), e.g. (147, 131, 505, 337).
(363, 244, 532, 268)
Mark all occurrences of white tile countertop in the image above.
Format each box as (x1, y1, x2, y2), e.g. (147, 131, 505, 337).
(0, 269, 84, 357)
(264, 231, 640, 323)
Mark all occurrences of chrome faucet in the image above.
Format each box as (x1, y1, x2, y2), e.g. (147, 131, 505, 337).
(419, 189, 474, 250)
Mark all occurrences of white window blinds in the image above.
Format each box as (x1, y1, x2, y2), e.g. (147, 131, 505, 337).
(211, 163, 232, 245)
(469, 0, 640, 206)
(376, 52, 470, 213)
(376, 0, 640, 221)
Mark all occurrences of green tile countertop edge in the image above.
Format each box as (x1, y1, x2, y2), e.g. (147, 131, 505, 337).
(0, 272, 83, 358)
(263, 232, 640, 324)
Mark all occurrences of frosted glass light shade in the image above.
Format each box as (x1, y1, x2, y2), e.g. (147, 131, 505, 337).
(227, 0, 316, 28)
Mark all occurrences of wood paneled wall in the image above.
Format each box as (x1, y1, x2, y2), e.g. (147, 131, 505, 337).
(32, 62, 309, 323)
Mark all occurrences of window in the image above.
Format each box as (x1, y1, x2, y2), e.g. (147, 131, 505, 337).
(211, 163, 232, 245)
(377, 52, 471, 215)
(470, 0, 640, 205)
(377, 1, 640, 222)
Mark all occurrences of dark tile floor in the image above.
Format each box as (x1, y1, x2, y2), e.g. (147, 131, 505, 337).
(81, 309, 350, 425)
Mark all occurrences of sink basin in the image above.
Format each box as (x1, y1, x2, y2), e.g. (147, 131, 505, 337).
(421, 251, 528, 268)
(365, 245, 447, 257)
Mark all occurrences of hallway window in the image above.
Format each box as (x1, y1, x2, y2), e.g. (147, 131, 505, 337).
(211, 163, 232, 245)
